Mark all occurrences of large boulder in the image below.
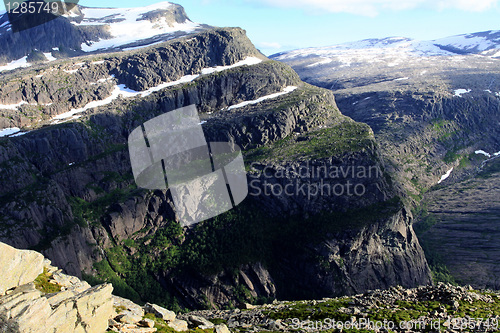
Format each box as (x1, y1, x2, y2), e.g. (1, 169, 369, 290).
(143, 303, 175, 322)
(113, 295, 145, 318)
(0, 242, 114, 333)
(74, 284, 114, 333)
(0, 242, 44, 295)
(215, 324, 231, 333)
(168, 319, 189, 332)
(188, 315, 214, 328)
(0, 282, 113, 333)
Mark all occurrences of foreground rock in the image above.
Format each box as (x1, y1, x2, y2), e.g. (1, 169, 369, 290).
(0, 243, 113, 333)
(0, 242, 44, 295)
(0, 242, 199, 333)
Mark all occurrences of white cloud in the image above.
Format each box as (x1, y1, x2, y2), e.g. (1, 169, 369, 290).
(253, 0, 499, 16)
(257, 42, 282, 49)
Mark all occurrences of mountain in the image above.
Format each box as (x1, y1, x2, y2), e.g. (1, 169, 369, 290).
(271, 31, 500, 92)
(273, 30, 500, 63)
(0, 2, 431, 311)
(434, 30, 500, 56)
(272, 30, 500, 289)
(0, 1, 209, 68)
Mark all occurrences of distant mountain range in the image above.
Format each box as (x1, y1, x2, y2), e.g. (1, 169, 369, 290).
(272, 30, 500, 62)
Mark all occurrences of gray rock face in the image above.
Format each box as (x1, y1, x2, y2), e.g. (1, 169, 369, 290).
(0, 25, 431, 308)
(417, 158, 500, 289)
(0, 242, 44, 295)
(0, 15, 91, 63)
(169, 204, 431, 305)
(0, 30, 310, 277)
(273, 38, 500, 289)
(170, 262, 278, 310)
(0, 27, 263, 130)
(294, 207, 431, 296)
(272, 42, 500, 194)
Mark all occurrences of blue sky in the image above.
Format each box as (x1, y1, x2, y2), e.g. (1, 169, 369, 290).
(3, 0, 500, 55)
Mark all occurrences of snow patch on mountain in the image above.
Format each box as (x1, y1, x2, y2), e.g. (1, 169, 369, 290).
(274, 37, 455, 63)
(0, 127, 20, 137)
(228, 86, 297, 110)
(434, 30, 500, 54)
(454, 89, 471, 97)
(0, 56, 31, 72)
(75, 2, 200, 52)
(475, 150, 491, 158)
(306, 57, 333, 67)
(43, 53, 57, 62)
(122, 41, 165, 52)
(200, 57, 262, 75)
(438, 167, 454, 184)
(273, 31, 500, 66)
(51, 57, 262, 123)
(0, 101, 28, 110)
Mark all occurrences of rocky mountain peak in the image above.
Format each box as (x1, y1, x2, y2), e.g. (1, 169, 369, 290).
(0, 1, 209, 67)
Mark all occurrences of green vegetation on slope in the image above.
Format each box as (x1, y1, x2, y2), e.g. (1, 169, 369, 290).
(245, 121, 374, 163)
(83, 196, 403, 310)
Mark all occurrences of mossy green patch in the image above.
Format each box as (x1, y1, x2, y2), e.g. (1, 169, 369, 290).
(34, 268, 62, 294)
(245, 121, 374, 163)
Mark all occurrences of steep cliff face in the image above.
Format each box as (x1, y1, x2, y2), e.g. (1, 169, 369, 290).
(416, 158, 500, 289)
(167, 203, 430, 308)
(272, 36, 500, 289)
(0, 22, 430, 308)
(334, 90, 500, 194)
(0, 28, 259, 129)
